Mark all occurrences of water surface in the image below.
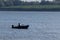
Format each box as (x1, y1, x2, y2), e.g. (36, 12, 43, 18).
(0, 11, 60, 40)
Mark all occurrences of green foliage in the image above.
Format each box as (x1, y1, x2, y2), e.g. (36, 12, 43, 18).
(1, 5, 60, 9)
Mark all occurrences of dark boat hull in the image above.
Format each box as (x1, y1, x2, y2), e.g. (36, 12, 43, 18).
(12, 25, 29, 29)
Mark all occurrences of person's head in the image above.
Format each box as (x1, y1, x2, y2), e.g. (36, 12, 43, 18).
(18, 23, 20, 24)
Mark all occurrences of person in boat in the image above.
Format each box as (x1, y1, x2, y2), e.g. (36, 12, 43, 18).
(18, 23, 20, 27)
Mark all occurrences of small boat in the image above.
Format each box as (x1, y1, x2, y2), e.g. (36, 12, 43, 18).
(12, 23, 29, 29)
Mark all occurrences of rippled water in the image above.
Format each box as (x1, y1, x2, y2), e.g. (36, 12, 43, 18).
(0, 11, 60, 40)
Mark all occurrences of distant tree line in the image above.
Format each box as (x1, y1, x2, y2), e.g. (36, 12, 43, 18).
(0, 0, 60, 7)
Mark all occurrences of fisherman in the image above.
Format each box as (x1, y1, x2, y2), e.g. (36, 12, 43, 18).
(18, 23, 20, 27)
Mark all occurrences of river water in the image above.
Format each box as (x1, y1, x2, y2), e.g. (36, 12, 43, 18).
(0, 11, 60, 40)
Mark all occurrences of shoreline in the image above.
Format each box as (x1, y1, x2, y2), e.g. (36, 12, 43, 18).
(0, 8, 60, 11)
(0, 5, 60, 11)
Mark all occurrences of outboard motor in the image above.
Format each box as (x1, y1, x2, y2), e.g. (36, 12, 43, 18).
(12, 25, 14, 28)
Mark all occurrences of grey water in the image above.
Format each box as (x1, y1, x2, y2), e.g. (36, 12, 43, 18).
(0, 11, 60, 40)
